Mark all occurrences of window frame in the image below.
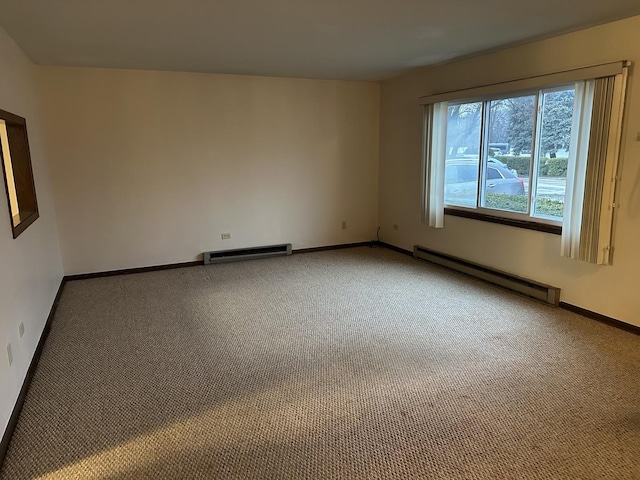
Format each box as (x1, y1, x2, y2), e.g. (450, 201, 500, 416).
(0, 108, 39, 239)
(442, 83, 576, 233)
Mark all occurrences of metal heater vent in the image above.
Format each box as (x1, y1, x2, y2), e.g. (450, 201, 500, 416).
(204, 243, 292, 265)
(413, 245, 560, 305)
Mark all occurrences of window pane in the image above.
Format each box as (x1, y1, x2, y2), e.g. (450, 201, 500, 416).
(533, 88, 574, 220)
(457, 165, 478, 182)
(444, 102, 482, 207)
(482, 95, 534, 214)
(486, 167, 502, 180)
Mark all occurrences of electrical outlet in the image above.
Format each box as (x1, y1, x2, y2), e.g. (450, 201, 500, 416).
(7, 343, 12, 367)
(221, 233, 231, 240)
(19, 322, 24, 338)
(341, 221, 347, 230)
(393, 224, 399, 231)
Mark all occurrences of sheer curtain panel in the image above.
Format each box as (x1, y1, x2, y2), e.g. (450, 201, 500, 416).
(421, 103, 448, 228)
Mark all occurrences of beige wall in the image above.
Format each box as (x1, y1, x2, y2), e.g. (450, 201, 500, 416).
(379, 15, 640, 326)
(3, 12, 639, 442)
(0, 27, 63, 437)
(39, 68, 380, 275)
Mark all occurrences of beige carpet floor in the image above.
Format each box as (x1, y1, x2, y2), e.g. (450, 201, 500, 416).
(1, 246, 639, 479)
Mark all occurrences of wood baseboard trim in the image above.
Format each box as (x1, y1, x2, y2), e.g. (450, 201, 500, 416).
(0, 278, 66, 469)
(292, 242, 374, 255)
(65, 260, 203, 281)
(559, 302, 639, 335)
(376, 244, 638, 334)
(66, 243, 379, 281)
(3, 252, 635, 472)
(376, 242, 413, 257)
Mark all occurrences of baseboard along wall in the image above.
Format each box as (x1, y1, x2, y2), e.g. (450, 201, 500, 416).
(0, 279, 66, 468)
(1, 240, 636, 470)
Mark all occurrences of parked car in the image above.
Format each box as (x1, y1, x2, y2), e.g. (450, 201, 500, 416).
(444, 159, 525, 206)
(488, 143, 509, 155)
(488, 156, 518, 176)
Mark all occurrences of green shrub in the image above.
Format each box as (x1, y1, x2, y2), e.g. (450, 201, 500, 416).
(539, 163, 549, 176)
(546, 157, 568, 177)
(485, 193, 564, 218)
(485, 193, 527, 213)
(494, 156, 568, 177)
(494, 156, 530, 176)
(536, 198, 565, 217)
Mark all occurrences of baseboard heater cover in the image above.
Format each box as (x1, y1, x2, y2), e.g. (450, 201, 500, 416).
(413, 245, 560, 306)
(204, 243, 292, 265)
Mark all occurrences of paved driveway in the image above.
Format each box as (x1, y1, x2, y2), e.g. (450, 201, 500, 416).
(522, 176, 566, 201)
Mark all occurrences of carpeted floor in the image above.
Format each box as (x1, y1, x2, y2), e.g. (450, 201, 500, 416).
(1, 247, 639, 479)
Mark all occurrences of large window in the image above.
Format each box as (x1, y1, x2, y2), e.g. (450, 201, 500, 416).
(0, 109, 38, 238)
(444, 87, 575, 226)
(421, 61, 629, 265)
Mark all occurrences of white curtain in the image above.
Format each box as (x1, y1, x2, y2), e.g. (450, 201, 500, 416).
(561, 80, 593, 260)
(422, 102, 448, 228)
(562, 67, 629, 264)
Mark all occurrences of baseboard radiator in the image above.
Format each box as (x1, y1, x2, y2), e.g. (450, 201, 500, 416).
(413, 245, 560, 306)
(204, 244, 292, 265)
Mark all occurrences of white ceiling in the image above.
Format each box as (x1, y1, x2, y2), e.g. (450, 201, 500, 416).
(1, 0, 639, 81)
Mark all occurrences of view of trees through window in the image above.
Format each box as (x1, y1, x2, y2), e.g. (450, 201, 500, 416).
(443, 86, 575, 222)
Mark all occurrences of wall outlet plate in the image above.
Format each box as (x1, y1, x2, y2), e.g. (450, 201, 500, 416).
(341, 221, 347, 229)
(19, 322, 24, 338)
(221, 233, 231, 240)
(7, 343, 13, 366)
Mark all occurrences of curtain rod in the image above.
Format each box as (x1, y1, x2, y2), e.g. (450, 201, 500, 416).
(418, 60, 629, 105)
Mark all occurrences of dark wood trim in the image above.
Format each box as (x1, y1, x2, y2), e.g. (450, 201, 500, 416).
(380, 244, 637, 333)
(560, 302, 640, 335)
(10, 211, 39, 239)
(376, 242, 413, 257)
(67, 243, 381, 281)
(65, 260, 203, 281)
(445, 208, 562, 235)
(292, 242, 374, 255)
(0, 109, 25, 125)
(1, 242, 373, 464)
(0, 109, 39, 239)
(0, 278, 66, 469)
